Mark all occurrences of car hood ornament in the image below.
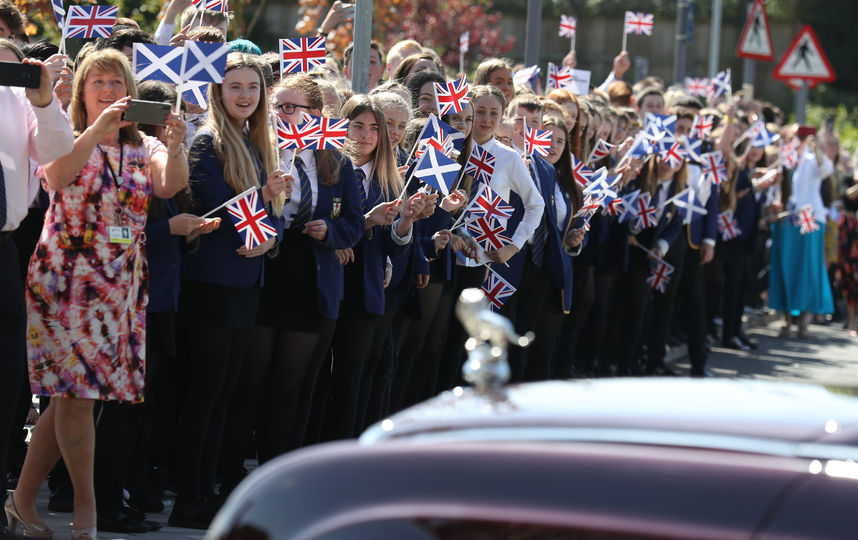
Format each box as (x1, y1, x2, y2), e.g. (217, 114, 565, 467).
(456, 288, 533, 393)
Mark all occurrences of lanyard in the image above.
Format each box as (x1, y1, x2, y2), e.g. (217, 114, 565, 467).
(97, 144, 124, 189)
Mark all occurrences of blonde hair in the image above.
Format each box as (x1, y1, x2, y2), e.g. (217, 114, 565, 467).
(206, 53, 281, 213)
(69, 48, 141, 146)
(341, 94, 402, 201)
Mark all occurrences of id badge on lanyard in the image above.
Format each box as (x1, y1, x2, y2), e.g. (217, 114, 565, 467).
(99, 144, 132, 244)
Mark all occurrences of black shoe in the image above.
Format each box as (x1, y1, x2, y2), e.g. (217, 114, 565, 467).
(97, 511, 152, 533)
(737, 334, 758, 350)
(168, 499, 216, 530)
(690, 367, 715, 378)
(722, 336, 750, 351)
(646, 364, 677, 376)
(128, 491, 164, 514)
(47, 486, 73, 513)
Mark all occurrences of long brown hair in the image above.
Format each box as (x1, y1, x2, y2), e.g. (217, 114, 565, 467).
(70, 48, 141, 146)
(636, 154, 688, 197)
(341, 94, 402, 201)
(546, 88, 583, 158)
(543, 115, 581, 213)
(206, 53, 280, 213)
(274, 73, 342, 187)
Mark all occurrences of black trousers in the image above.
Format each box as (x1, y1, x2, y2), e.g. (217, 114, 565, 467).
(434, 265, 486, 394)
(508, 254, 552, 382)
(94, 401, 144, 517)
(553, 263, 595, 376)
(605, 249, 652, 373)
(0, 239, 27, 512)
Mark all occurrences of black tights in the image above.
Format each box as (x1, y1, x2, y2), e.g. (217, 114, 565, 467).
(394, 282, 445, 410)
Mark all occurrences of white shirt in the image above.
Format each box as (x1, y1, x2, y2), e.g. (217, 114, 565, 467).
(482, 137, 545, 249)
(554, 182, 568, 231)
(686, 163, 716, 246)
(281, 148, 319, 227)
(790, 149, 833, 221)
(1, 90, 74, 231)
(353, 159, 411, 245)
(154, 21, 176, 46)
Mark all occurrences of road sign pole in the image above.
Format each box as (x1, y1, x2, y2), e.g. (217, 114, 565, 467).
(524, 0, 542, 68)
(708, 0, 722, 78)
(673, 0, 690, 84)
(350, 0, 372, 94)
(741, 3, 754, 89)
(795, 80, 809, 124)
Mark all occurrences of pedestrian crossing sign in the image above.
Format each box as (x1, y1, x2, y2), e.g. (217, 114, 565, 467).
(736, 0, 773, 61)
(773, 25, 835, 84)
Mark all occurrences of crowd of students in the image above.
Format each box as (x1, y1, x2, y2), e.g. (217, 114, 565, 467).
(2, 0, 858, 536)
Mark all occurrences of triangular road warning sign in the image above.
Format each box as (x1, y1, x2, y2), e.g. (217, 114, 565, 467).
(773, 25, 835, 83)
(737, 0, 773, 61)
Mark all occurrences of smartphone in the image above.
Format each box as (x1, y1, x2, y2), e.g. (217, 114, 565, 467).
(797, 125, 817, 139)
(0, 61, 41, 89)
(122, 99, 172, 125)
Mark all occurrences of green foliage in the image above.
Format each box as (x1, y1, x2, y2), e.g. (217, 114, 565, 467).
(804, 86, 858, 154)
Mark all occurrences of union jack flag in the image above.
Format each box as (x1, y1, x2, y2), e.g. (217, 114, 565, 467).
(414, 114, 463, 160)
(464, 144, 496, 185)
(602, 197, 626, 217)
(192, 0, 229, 11)
(587, 138, 615, 165)
(632, 192, 659, 230)
(781, 139, 800, 169)
(459, 31, 469, 54)
(709, 69, 731, 100)
(301, 115, 349, 150)
(700, 151, 727, 185)
(797, 204, 820, 235)
(466, 183, 514, 222)
(481, 268, 516, 312)
(684, 77, 711, 97)
(279, 37, 327, 74)
(512, 65, 540, 88)
(571, 154, 593, 186)
(659, 140, 687, 169)
(546, 62, 574, 91)
(718, 210, 742, 240)
(524, 124, 552, 157)
(691, 115, 715, 139)
(647, 259, 674, 293)
(51, 0, 65, 27)
(573, 195, 603, 231)
(275, 115, 320, 150)
(226, 189, 278, 250)
(434, 76, 470, 115)
(559, 14, 576, 38)
(624, 11, 654, 36)
(467, 216, 513, 250)
(64, 5, 118, 39)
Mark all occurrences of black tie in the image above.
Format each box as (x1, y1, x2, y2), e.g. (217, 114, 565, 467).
(291, 156, 313, 229)
(0, 162, 6, 230)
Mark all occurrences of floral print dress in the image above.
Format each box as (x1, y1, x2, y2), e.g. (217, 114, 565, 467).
(26, 136, 165, 403)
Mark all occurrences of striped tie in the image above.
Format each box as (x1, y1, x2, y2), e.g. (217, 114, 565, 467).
(529, 166, 546, 268)
(290, 156, 313, 229)
(468, 177, 482, 202)
(354, 167, 368, 213)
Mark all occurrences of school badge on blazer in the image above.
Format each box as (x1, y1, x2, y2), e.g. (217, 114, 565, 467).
(331, 197, 342, 218)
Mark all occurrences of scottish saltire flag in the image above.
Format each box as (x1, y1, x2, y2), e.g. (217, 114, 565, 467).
(618, 189, 641, 223)
(658, 139, 688, 169)
(582, 168, 617, 201)
(133, 43, 184, 83)
(52, 0, 65, 27)
(700, 151, 727, 185)
(671, 187, 707, 224)
(466, 183, 514, 222)
(434, 76, 470, 115)
(571, 154, 594, 186)
(467, 216, 513, 250)
(192, 0, 229, 12)
(625, 132, 655, 160)
(558, 15, 576, 38)
(275, 115, 320, 150)
(691, 115, 715, 139)
(279, 37, 326, 74)
(464, 144, 496, 185)
(183, 41, 229, 83)
(684, 77, 711, 98)
(644, 113, 677, 139)
(414, 147, 460, 195)
(718, 210, 741, 241)
(632, 192, 659, 230)
(748, 121, 781, 148)
(183, 81, 209, 109)
(481, 268, 516, 312)
(683, 136, 704, 163)
(226, 189, 278, 250)
(586, 138, 615, 165)
(647, 259, 674, 293)
(546, 62, 574, 91)
(709, 69, 731, 100)
(512, 65, 540, 88)
(64, 5, 118, 39)
(624, 11, 654, 35)
(459, 31, 470, 54)
(797, 204, 820, 235)
(524, 124, 552, 157)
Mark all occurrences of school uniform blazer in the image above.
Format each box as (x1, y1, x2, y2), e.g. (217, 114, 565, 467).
(181, 128, 286, 289)
(687, 184, 719, 249)
(532, 155, 575, 314)
(734, 169, 762, 255)
(145, 197, 181, 313)
(347, 173, 409, 316)
(309, 155, 366, 318)
(628, 179, 683, 254)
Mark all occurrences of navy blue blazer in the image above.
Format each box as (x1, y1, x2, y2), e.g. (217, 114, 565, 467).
(182, 128, 286, 289)
(687, 183, 720, 248)
(146, 197, 181, 313)
(531, 156, 575, 314)
(734, 169, 762, 255)
(344, 171, 409, 316)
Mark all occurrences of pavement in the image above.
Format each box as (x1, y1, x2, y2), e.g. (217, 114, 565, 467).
(14, 313, 858, 539)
